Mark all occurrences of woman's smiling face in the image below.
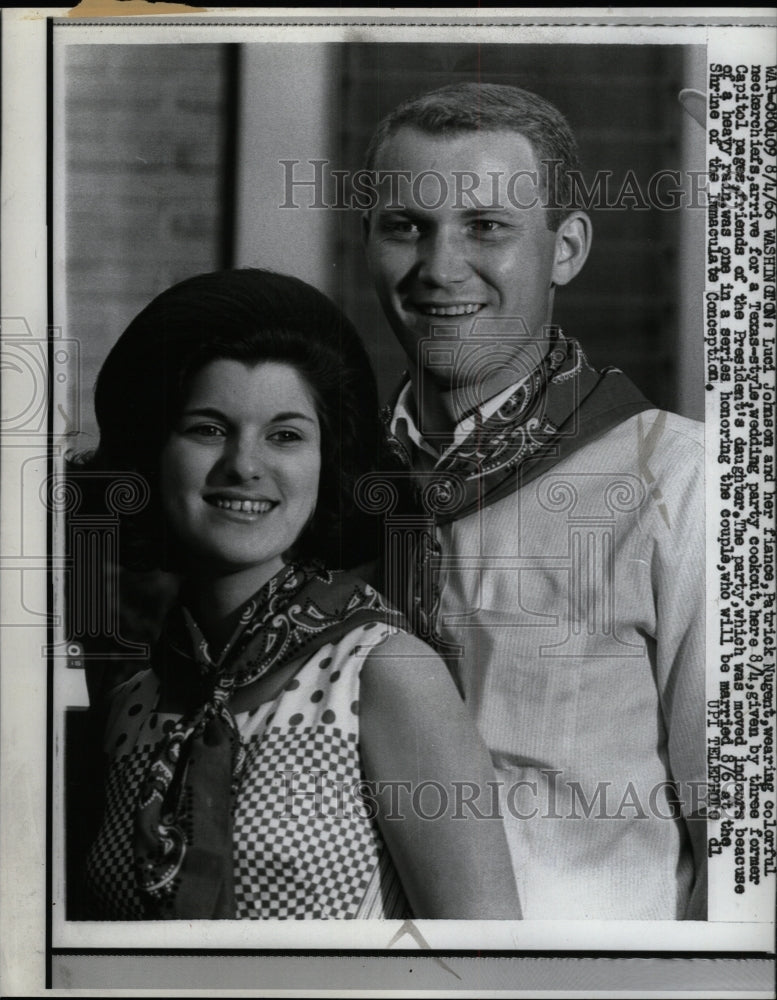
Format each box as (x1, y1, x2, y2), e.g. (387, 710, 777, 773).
(159, 359, 322, 593)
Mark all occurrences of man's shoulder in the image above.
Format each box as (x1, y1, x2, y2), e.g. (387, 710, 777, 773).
(541, 407, 705, 511)
(619, 406, 701, 442)
(581, 408, 704, 468)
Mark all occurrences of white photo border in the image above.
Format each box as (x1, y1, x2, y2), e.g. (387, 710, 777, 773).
(1, 6, 775, 997)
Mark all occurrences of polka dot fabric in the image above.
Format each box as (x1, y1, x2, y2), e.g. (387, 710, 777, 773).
(85, 622, 409, 919)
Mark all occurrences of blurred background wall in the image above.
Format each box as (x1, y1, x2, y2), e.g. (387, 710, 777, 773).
(65, 43, 237, 453)
(63, 41, 706, 452)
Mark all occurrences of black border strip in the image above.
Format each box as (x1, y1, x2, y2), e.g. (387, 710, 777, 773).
(45, 12, 55, 993)
(53, 18, 777, 28)
(219, 43, 240, 270)
(50, 948, 775, 959)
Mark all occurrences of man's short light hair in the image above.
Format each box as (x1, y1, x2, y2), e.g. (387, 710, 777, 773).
(365, 82, 582, 230)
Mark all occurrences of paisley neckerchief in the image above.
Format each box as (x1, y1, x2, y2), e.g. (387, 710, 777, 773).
(381, 331, 653, 652)
(133, 561, 404, 919)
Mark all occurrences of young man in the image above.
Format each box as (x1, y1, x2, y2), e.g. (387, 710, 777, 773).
(362, 82, 706, 920)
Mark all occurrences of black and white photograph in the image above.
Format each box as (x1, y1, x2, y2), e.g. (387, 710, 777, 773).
(1, 6, 775, 997)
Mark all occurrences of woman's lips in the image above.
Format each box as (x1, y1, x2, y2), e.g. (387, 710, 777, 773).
(206, 497, 276, 513)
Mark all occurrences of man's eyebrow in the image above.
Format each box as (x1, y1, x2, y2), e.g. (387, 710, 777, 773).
(459, 206, 515, 217)
(374, 205, 416, 215)
(374, 205, 519, 218)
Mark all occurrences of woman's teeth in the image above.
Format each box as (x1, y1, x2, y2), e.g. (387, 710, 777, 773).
(214, 498, 273, 513)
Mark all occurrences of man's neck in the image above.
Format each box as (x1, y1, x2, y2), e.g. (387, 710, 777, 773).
(410, 352, 548, 442)
(406, 373, 455, 447)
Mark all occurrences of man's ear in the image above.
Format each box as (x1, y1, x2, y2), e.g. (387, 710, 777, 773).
(551, 211, 592, 287)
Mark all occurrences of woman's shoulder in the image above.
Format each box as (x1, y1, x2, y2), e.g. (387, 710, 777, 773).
(320, 568, 439, 671)
(361, 627, 438, 661)
(315, 614, 411, 665)
(320, 567, 412, 646)
(359, 628, 454, 706)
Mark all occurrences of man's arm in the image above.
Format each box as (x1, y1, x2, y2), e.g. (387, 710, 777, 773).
(651, 422, 708, 918)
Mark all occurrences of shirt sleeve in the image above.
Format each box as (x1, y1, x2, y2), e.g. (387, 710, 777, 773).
(647, 418, 707, 915)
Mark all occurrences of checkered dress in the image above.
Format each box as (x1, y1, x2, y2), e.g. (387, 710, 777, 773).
(86, 621, 409, 919)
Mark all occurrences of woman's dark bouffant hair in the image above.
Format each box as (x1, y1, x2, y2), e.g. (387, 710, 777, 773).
(84, 268, 385, 572)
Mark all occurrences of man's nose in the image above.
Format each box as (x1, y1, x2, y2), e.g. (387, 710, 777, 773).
(416, 229, 471, 286)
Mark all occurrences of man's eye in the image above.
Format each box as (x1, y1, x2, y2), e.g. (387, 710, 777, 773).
(470, 219, 503, 234)
(381, 218, 420, 236)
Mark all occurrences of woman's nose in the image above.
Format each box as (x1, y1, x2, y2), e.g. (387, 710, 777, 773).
(222, 435, 265, 480)
(416, 229, 471, 286)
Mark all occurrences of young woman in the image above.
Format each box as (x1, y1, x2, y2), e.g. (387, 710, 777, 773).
(80, 269, 519, 920)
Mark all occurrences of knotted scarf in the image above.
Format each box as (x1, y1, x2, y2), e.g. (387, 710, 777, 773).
(381, 331, 654, 649)
(133, 561, 404, 919)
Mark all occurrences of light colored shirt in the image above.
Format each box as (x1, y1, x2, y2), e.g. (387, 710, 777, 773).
(392, 377, 522, 463)
(391, 391, 706, 919)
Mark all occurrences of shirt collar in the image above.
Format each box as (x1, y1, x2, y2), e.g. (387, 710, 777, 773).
(390, 376, 529, 464)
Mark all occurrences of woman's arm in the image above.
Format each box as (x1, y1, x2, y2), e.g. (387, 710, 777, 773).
(360, 630, 521, 919)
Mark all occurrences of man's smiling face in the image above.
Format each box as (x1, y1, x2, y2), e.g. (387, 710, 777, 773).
(363, 126, 567, 396)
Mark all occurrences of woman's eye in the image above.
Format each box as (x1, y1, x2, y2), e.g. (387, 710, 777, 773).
(268, 429, 303, 444)
(186, 423, 226, 438)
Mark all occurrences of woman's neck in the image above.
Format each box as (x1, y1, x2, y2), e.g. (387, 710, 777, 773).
(184, 557, 286, 652)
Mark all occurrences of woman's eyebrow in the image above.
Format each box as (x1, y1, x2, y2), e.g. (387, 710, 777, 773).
(180, 408, 315, 423)
(180, 406, 227, 419)
(269, 411, 317, 424)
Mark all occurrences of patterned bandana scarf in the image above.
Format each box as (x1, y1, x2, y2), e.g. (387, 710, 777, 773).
(133, 561, 404, 919)
(381, 331, 653, 651)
